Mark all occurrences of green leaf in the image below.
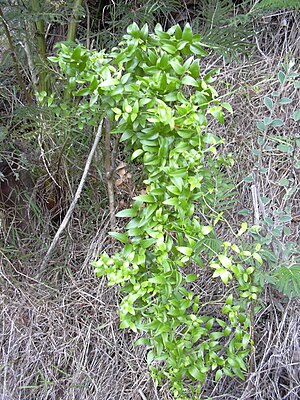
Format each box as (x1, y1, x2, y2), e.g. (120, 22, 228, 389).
(238, 222, 248, 236)
(215, 369, 223, 382)
(109, 232, 128, 243)
(279, 97, 292, 105)
(279, 215, 292, 223)
(188, 366, 205, 381)
(271, 119, 284, 127)
(277, 143, 293, 153)
(279, 178, 289, 186)
(263, 116, 273, 125)
(294, 81, 300, 89)
(72, 46, 82, 61)
(131, 149, 144, 160)
(140, 238, 156, 249)
(182, 75, 198, 87)
(135, 337, 151, 346)
(48, 56, 59, 62)
(221, 102, 233, 114)
(189, 60, 200, 78)
(149, 275, 167, 284)
(278, 71, 286, 84)
(170, 59, 185, 75)
(99, 78, 119, 87)
(264, 96, 273, 111)
(161, 44, 177, 54)
(127, 22, 141, 38)
(75, 87, 91, 96)
(163, 197, 178, 206)
(120, 130, 133, 142)
(209, 106, 224, 123)
(274, 265, 300, 297)
(140, 24, 149, 39)
(292, 110, 300, 121)
(116, 208, 137, 218)
(176, 246, 193, 256)
(256, 120, 267, 132)
(218, 255, 232, 268)
(253, 252, 262, 264)
(133, 194, 155, 203)
(190, 43, 207, 56)
(201, 225, 213, 235)
(170, 176, 183, 192)
(182, 24, 193, 42)
(238, 209, 250, 215)
(243, 174, 253, 183)
(186, 274, 197, 282)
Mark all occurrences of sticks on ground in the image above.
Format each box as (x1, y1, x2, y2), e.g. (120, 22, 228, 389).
(38, 121, 103, 275)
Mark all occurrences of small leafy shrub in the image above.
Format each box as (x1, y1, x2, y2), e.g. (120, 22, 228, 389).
(245, 60, 300, 298)
(47, 23, 262, 398)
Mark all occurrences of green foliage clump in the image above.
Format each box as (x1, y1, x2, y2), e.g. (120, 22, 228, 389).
(48, 23, 262, 398)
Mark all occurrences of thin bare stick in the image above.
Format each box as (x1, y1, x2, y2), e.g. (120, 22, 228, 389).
(251, 184, 260, 225)
(38, 121, 103, 275)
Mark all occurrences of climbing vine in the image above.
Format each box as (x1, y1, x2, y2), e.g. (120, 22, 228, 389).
(47, 23, 262, 399)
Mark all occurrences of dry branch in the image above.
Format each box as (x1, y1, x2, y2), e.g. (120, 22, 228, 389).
(38, 121, 103, 275)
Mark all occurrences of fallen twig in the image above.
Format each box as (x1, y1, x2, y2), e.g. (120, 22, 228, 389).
(38, 121, 103, 275)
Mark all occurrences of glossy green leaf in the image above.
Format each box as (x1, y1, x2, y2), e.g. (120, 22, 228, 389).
(201, 225, 213, 235)
(221, 102, 233, 114)
(190, 43, 207, 56)
(99, 78, 119, 87)
(188, 366, 206, 381)
(176, 246, 193, 256)
(134, 194, 155, 203)
(182, 24, 193, 42)
(72, 46, 82, 61)
(163, 197, 178, 206)
(170, 59, 185, 75)
(109, 232, 129, 243)
(161, 44, 177, 54)
(131, 149, 144, 160)
(186, 274, 197, 282)
(209, 106, 224, 123)
(116, 208, 138, 218)
(182, 75, 198, 87)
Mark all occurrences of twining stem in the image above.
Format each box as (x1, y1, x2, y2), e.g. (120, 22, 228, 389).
(104, 117, 119, 231)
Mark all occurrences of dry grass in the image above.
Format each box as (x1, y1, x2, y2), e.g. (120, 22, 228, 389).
(1, 10, 300, 400)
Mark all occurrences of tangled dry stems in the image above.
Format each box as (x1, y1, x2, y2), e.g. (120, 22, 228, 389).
(1, 11, 300, 400)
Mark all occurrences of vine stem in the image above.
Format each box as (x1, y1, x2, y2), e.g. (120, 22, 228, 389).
(104, 117, 119, 231)
(38, 121, 103, 275)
